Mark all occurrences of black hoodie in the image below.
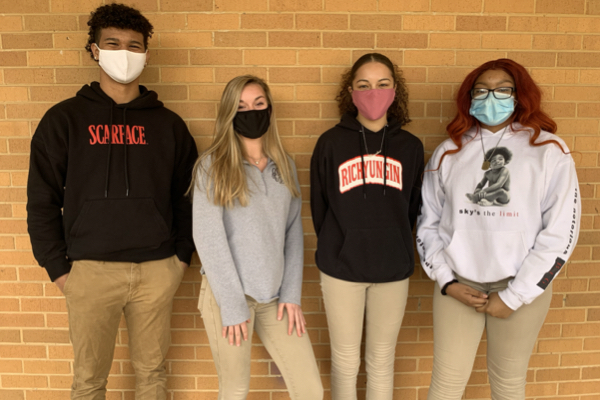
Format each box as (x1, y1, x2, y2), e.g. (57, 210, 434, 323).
(310, 113, 424, 283)
(27, 82, 198, 281)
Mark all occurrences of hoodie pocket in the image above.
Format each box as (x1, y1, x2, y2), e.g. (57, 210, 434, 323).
(69, 198, 170, 255)
(336, 227, 410, 281)
(444, 230, 528, 281)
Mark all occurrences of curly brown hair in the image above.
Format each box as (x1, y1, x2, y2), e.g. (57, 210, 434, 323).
(85, 3, 154, 61)
(336, 53, 411, 126)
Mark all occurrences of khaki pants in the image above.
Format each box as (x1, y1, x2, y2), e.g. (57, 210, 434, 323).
(64, 255, 184, 400)
(320, 271, 410, 400)
(427, 276, 552, 400)
(199, 277, 323, 400)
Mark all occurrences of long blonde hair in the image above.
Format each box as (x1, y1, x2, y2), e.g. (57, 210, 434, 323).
(188, 75, 300, 207)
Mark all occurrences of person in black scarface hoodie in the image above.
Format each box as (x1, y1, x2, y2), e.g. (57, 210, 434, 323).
(310, 53, 423, 400)
(26, 4, 197, 399)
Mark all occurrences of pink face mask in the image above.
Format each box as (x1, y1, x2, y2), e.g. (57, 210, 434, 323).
(351, 88, 395, 121)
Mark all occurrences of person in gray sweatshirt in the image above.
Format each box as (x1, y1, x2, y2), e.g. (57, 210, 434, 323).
(190, 75, 323, 400)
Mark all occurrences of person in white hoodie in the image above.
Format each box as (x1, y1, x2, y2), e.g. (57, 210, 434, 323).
(416, 59, 580, 400)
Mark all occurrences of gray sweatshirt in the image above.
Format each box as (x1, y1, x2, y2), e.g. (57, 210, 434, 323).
(192, 158, 304, 326)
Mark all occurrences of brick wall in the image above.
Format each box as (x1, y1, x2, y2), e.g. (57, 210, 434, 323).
(1, 0, 599, 399)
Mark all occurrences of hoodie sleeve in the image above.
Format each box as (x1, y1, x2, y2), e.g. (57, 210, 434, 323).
(171, 119, 198, 265)
(278, 160, 304, 306)
(192, 166, 250, 327)
(408, 139, 425, 229)
(416, 146, 456, 289)
(26, 111, 71, 282)
(499, 153, 580, 310)
(310, 135, 328, 236)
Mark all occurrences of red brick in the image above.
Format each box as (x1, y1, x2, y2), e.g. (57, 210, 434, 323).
(536, 0, 585, 14)
(350, 14, 401, 31)
(559, 17, 600, 33)
(160, 0, 212, 11)
(486, 0, 534, 12)
(24, 15, 78, 31)
(325, 0, 376, 11)
(51, 0, 103, 13)
(269, 0, 322, 11)
(241, 14, 293, 29)
(0, 16, 23, 32)
(0, 52, 27, 67)
(507, 51, 557, 67)
(509, 16, 559, 32)
(323, 32, 374, 48)
(4, 68, 54, 84)
(298, 50, 350, 65)
(404, 15, 454, 31)
(269, 32, 321, 47)
(456, 16, 506, 31)
(2, 34, 53, 50)
(379, 0, 429, 11)
(377, 33, 428, 49)
(0, 0, 49, 13)
(215, 32, 266, 47)
(186, 14, 239, 31)
(431, 0, 482, 12)
(296, 14, 347, 30)
(558, 52, 600, 67)
(215, 0, 267, 11)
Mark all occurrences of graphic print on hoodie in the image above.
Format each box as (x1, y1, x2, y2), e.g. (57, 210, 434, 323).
(465, 146, 513, 207)
(27, 82, 198, 281)
(311, 113, 424, 284)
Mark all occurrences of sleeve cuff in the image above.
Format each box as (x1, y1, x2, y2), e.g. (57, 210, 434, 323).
(220, 306, 252, 327)
(435, 265, 456, 290)
(44, 256, 72, 282)
(278, 292, 301, 306)
(176, 242, 195, 265)
(498, 288, 523, 311)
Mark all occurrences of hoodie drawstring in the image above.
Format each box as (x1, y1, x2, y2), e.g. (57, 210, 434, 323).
(359, 127, 367, 199)
(359, 125, 387, 198)
(123, 108, 129, 197)
(382, 129, 388, 196)
(103, 106, 131, 197)
(104, 107, 114, 198)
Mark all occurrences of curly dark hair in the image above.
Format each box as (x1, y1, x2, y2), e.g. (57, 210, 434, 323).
(85, 3, 154, 60)
(485, 146, 513, 164)
(336, 53, 411, 126)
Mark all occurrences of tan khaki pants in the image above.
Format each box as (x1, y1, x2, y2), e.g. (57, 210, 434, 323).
(320, 271, 409, 400)
(199, 277, 323, 400)
(64, 256, 184, 400)
(427, 276, 552, 400)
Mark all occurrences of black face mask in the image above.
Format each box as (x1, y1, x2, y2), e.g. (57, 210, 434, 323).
(233, 107, 271, 139)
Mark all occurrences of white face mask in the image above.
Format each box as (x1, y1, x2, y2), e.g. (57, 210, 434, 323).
(94, 44, 147, 84)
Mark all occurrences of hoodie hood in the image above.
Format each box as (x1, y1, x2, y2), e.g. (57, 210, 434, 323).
(77, 81, 164, 110)
(336, 111, 404, 136)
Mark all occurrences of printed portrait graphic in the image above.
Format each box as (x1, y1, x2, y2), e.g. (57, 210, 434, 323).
(466, 146, 512, 207)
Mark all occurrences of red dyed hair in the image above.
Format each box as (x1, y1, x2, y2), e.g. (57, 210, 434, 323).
(437, 58, 564, 167)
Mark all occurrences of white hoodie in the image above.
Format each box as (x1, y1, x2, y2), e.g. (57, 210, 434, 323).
(416, 123, 580, 310)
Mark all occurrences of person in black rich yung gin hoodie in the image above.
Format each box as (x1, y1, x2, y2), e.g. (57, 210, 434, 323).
(310, 53, 424, 400)
(26, 4, 197, 399)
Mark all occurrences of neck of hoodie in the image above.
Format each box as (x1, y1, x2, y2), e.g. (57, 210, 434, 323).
(98, 68, 142, 104)
(357, 111, 388, 133)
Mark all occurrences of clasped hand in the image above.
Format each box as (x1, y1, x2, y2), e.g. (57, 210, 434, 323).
(222, 302, 306, 346)
(445, 283, 513, 319)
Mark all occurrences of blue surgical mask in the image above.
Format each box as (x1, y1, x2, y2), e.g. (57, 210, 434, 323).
(469, 96, 515, 127)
